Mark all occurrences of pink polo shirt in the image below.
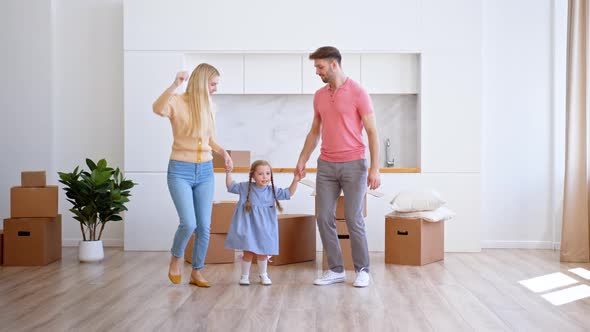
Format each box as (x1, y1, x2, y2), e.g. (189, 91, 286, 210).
(314, 78, 374, 162)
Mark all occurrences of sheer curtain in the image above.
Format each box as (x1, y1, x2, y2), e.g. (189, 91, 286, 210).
(561, 0, 590, 262)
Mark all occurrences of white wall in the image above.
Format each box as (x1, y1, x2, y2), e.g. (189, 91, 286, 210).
(0, 0, 123, 246)
(481, 0, 566, 249)
(0, 0, 566, 251)
(53, 0, 125, 246)
(0, 0, 124, 246)
(123, 0, 421, 52)
(0, 1, 53, 223)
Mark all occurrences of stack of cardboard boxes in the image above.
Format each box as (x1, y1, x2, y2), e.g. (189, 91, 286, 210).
(185, 201, 237, 264)
(3, 171, 62, 266)
(320, 194, 368, 270)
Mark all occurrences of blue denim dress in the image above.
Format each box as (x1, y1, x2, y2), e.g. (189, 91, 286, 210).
(224, 181, 290, 255)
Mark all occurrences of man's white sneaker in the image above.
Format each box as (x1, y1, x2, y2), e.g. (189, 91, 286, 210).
(259, 273, 272, 285)
(313, 270, 346, 286)
(353, 270, 370, 288)
(239, 275, 250, 285)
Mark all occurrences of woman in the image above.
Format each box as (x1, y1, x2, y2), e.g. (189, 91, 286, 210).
(153, 63, 233, 287)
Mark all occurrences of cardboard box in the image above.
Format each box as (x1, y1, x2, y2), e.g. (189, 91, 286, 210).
(213, 150, 251, 168)
(211, 201, 237, 234)
(316, 193, 367, 220)
(10, 186, 58, 218)
(0, 230, 3, 265)
(322, 235, 354, 270)
(21, 171, 47, 187)
(384, 215, 444, 266)
(3, 215, 62, 266)
(264, 214, 316, 266)
(335, 220, 349, 235)
(185, 233, 234, 264)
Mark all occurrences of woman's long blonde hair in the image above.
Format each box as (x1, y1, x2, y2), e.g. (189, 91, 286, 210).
(245, 160, 283, 213)
(184, 63, 220, 137)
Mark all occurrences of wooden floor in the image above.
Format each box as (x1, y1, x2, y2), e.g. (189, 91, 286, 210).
(1, 249, 590, 332)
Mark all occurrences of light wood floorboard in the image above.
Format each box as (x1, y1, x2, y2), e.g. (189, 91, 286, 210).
(1, 249, 590, 331)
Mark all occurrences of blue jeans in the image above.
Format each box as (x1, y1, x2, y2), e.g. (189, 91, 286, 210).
(167, 160, 214, 270)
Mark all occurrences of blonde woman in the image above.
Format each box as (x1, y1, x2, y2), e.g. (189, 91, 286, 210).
(153, 64, 233, 287)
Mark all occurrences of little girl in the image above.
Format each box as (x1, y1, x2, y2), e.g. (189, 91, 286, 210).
(224, 160, 299, 285)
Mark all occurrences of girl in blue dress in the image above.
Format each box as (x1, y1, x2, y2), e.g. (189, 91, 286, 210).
(225, 160, 300, 285)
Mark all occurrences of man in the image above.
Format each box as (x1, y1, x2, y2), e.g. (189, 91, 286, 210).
(295, 46, 381, 288)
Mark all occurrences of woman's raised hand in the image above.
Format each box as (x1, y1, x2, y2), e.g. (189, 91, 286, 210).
(173, 71, 189, 87)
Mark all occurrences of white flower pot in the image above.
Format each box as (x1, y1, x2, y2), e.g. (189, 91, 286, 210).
(78, 240, 104, 262)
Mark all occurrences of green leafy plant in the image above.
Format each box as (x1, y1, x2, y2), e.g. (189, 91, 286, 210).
(58, 158, 137, 241)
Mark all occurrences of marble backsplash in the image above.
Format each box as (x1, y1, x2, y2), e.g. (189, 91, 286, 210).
(213, 94, 418, 168)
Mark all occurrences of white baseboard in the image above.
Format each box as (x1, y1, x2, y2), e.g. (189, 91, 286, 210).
(62, 238, 123, 247)
(482, 240, 561, 250)
(62, 239, 561, 250)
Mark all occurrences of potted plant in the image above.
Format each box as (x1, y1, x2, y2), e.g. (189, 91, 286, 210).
(58, 158, 136, 262)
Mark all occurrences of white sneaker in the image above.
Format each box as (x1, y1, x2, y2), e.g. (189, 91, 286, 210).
(259, 273, 272, 285)
(313, 270, 346, 286)
(239, 275, 250, 285)
(353, 270, 370, 288)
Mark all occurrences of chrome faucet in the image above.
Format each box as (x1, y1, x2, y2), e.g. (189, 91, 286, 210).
(385, 138, 394, 167)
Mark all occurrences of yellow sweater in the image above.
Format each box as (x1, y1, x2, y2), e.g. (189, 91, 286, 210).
(153, 94, 216, 164)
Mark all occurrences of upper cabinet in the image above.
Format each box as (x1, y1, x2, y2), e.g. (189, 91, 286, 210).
(184, 54, 244, 94)
(344, 54, 362, 86)
(183, 52, 420, 95)
(244, 54, 302, 94)
(302, 53, 362, 94)
(301, 55, 324, 94)
(361, 54, 419, 94)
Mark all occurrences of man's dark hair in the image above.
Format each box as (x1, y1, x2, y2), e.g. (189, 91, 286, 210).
(309, 46, 342, 66)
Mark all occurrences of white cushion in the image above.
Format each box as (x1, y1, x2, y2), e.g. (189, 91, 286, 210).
(390, 190, 446, 212)
(387, 206, 456, 222)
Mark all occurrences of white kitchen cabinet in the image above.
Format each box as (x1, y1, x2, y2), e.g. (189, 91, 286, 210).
(184, 54, 244, 94)
(301, 56, 324, 94)
(343, 54, 362, 84)
(244, 54, 302, 94)
(302, 53, 361, 94)
(361, 53, 419, 94)
(180, 52, 418, 95)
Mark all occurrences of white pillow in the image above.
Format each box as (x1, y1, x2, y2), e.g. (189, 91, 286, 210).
(390, 190, 446, 212)
(388, 206, 456, 222)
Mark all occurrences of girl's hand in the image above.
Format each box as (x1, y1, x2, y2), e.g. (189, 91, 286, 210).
(173, 71, 189, 88)
(293, 171, 301, 182)
(295, 161, 306, 179)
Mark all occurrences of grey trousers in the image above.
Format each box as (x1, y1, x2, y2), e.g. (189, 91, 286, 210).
(316, 158, 370, 273)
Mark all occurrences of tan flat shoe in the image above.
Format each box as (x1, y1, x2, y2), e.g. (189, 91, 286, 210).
(189, 276, 211, 288)
(168, 273, 181, 284)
